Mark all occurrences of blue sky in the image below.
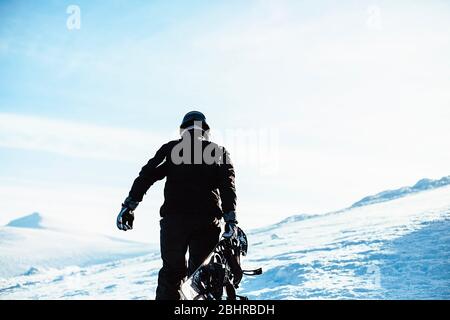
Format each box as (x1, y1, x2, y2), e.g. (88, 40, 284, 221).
(1, 0, 450, 242)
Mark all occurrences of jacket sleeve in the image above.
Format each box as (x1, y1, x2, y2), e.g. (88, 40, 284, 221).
(128, 143, 169, 202)
(217, 147, 237, 214)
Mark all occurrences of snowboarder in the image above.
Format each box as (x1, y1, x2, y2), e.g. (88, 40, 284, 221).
(116, 111, 238, 300)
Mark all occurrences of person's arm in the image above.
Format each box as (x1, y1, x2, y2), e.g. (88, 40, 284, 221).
(128, 144, 169, 202)
(218, 148, 237, 238)
(218, 147, 237, 214)
(116, 143, 169, 231)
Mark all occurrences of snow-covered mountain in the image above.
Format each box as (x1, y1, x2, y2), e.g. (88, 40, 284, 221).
(242, 181, 450, 299)
(351, 175, 450, 207)
(1, 176, 449, 299)
(0, 212, 153, 279)
(6, 212, 45, 229)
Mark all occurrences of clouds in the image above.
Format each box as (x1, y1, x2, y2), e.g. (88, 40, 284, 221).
(0, 113, 167, 161)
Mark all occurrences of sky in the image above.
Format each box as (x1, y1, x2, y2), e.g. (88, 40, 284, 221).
(1, 0, 449, 243)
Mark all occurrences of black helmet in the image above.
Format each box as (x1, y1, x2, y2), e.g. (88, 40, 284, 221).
(180, 111, 210, 131)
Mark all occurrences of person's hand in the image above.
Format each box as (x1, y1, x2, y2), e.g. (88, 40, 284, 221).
(116, 197, 139, 231)
(223, 220, 237, 239)
(222, 211, 238, 239)
(116, 207, 134, 231)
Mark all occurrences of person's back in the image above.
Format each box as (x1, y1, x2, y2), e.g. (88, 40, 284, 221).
(163, 138, 233, 217)
(116, 111, 238, 300)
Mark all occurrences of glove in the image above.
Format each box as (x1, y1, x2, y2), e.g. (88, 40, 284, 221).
(222, 211, 238, 239)
(116, 196, 139, 231)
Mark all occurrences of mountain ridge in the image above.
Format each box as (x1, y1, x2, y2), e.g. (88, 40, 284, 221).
(351, 175, 450, 208)
(6, 212, 45, 229)
(258, 175, 450, 232)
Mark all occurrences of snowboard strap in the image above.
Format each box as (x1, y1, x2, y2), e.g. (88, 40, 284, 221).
(222, 243, 243, 286)
(243, 268, 263, 275)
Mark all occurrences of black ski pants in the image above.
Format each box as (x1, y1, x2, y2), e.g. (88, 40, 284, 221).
(155, 214, 221, 300)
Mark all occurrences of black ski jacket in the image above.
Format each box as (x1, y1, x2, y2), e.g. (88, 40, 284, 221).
(128, 137, 236, 219)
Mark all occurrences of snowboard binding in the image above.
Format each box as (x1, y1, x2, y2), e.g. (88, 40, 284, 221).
(179, 227, 262, 300)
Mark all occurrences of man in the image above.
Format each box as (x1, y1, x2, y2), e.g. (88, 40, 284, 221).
(116, 111, 238, 300)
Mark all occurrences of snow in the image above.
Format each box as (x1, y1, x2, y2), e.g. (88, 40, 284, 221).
(241, 185, 450, 299)
(0, 214, 153, 279)
(1, 178, 449, 300)
(351, 175, 450, 207)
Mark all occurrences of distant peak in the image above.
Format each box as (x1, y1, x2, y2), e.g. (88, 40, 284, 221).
(351, 175, 450, 208)
(6, 212, 45, 229)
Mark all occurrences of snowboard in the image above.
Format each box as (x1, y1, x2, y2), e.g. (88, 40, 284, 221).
(179, 226, 262, 300)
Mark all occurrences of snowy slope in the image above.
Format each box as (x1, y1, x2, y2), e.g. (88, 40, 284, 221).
(1, 178, 450, 300)
(0, 213, 153, 279)
(241, 185, 450, 299)
(351, 176, 450, 207)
